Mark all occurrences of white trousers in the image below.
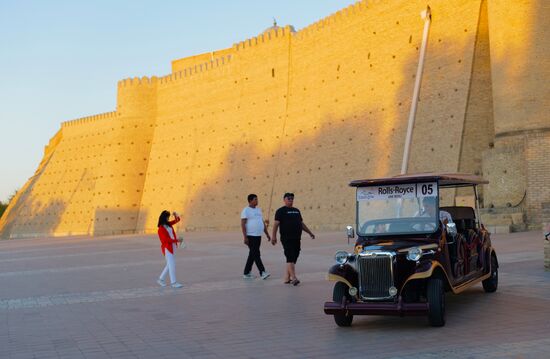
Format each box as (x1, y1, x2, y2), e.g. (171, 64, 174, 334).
(159, 246, 177, 284)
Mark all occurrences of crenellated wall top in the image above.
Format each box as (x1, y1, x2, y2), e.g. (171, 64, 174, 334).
(294, 0, 371, 40)
(117, 76, 159, 88)
(61, 111, 118, 127)
(124, 1, 374, 87)
(158, 54, 233, 85)
(232, 25, 294, 51)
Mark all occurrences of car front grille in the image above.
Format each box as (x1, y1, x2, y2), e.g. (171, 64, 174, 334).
(357, 252, 394, 300)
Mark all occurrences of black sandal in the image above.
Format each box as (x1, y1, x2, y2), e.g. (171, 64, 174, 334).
(291, 279, 300, 286)
(284, 279, 291, 284)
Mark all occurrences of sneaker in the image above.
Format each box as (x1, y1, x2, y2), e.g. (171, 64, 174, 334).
(170, 282, 184, 288)
(260, 271, 271, 280)
(157, 279, 166, 287)
(243, 273, 255, 279)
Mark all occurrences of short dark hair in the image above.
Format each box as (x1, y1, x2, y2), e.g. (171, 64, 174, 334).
(247, 194, 257, 202)
(283, 192, 294, 199)
(157, 210, 171, 227)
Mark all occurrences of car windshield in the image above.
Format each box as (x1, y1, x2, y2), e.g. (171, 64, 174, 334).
(356, 182, 439, 236)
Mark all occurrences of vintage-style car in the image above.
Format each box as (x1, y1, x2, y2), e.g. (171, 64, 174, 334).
(323, 173, 498, 327)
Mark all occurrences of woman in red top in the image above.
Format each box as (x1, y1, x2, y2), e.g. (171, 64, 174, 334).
(157, 210, 184, 288)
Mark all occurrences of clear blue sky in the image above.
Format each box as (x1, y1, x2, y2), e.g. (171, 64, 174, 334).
(0, 0, 357, 203)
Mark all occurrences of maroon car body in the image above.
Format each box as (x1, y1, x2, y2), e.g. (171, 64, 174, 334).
(323, 173, 498, 327)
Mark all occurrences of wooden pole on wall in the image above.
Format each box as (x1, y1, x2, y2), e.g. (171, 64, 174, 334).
(401, 5, 432, 175)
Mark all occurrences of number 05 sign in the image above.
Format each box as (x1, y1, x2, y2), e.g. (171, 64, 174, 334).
(357, 182, 438, 201)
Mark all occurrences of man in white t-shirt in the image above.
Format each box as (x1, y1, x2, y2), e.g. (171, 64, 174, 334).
(241, 194, 272, 279)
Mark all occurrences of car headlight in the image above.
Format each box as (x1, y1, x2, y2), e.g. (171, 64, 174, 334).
(407, 247, 422, 261)
(335, 250, 350, 265)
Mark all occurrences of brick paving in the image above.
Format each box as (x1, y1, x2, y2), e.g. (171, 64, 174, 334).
(0, 230, 548, 358)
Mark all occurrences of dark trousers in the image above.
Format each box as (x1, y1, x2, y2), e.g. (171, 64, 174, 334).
(244, 236, 265, 274)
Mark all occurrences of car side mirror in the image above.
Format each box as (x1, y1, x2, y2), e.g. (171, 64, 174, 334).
(346, 225, 355, 244)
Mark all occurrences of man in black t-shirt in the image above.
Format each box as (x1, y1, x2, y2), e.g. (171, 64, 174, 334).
(271, 192, 315, 285)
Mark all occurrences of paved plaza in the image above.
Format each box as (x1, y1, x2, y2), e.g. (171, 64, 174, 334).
(1, 230, 549, 358)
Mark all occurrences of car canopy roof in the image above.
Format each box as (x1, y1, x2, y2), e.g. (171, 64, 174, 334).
(349, 172, 488, 188)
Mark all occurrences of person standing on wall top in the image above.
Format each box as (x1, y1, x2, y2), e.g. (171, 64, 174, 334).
(271, 193, 315, 286)
(157, 210, 184, 288)
(241, 194, 271, 279)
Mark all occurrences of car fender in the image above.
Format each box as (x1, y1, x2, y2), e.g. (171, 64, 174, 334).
(401, 260, 452, 293)
(327, 264, 358, 288)
(488, 248, 498, 268)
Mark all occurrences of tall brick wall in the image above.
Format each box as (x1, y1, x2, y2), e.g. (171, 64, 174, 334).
(482, 0, 549, 228)
(525, 133, 550, 228)
(487, 0, 549, 136)
(0, 114, 114, 237)
(136, 27, 292, 232)
(136, 0, 485, 233)
(482, 137, 527, 208)
(457, 0, 494, 200)
(90, 77, 159, 235)
(1, 0, 548, 239)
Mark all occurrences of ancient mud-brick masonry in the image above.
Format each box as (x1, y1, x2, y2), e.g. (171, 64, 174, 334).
(1, 0, 548, 263)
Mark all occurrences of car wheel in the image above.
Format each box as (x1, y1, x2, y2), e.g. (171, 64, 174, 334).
(482, 255, 498, 293)
(427, 278, 445, 327)
(332, 282, 353, 327)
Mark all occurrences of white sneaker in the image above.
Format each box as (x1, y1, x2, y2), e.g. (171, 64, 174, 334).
(170, 282, 184, 288)
(260, 271, 271, 280)
(243, 273, 255, 279)
(157, 279, 166, 287)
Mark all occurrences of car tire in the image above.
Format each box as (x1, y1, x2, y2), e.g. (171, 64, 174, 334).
(482, 255, 498, 293)
(332, 282, 353, 327)
(427, 278, 445, 327)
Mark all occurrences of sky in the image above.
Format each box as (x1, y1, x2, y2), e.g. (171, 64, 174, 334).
(0, 0, 357, 203)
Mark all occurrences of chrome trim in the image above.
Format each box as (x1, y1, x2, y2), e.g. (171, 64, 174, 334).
(357, 251, 395, 300)
(397, 243, 438, 253)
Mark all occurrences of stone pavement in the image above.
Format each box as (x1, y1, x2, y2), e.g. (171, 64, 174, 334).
(0, 230, 549, 359)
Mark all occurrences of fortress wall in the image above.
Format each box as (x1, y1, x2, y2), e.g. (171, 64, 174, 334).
(406, 1, 483, 176)
(53, 117, 114, 236)
(0, 129, 62, 238)
(91, 78, 158, 235)
(482, 0, 550, 226)
(137, 27, 292, 232)
(171, 48, 233, 73)
(136, 0, 484, 233)
(271, 0, 484, 228)
(0, 114, 115, 238)
(7, 0, 545, 238)
(525, 133, 550, 227)
(457, 0, 494, 201)
(272, 0, 418, 227)
(487, 0, 549, 135)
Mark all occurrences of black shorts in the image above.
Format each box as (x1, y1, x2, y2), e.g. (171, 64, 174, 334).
(281, 237, 301, 263)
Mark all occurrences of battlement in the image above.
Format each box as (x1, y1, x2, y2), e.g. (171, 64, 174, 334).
(233, 25, 294, 51)
(42, 129, 62, 161)
(157, 24, 292, 84)
(171, 48, 233, 72)
(118, 76, 158, 88)
(61, 111, 118, 127)
(159, 54, 233, 85)
(295, 0, 369, 40)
